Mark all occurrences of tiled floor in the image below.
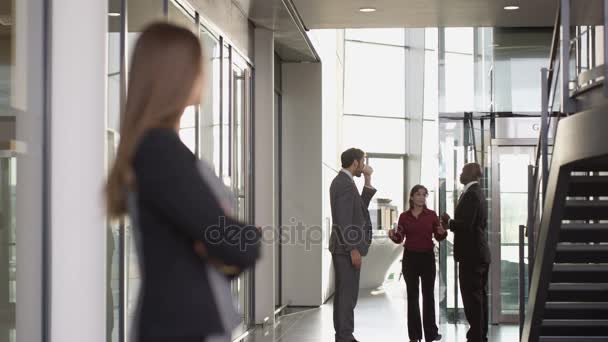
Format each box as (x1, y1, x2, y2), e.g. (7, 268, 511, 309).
(243, 281, 519, 342)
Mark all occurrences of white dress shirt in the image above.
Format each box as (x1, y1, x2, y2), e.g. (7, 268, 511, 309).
(458, 180, 479, 202)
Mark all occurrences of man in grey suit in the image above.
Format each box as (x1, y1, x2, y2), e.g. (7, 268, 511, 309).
(330, 148, 376, 342)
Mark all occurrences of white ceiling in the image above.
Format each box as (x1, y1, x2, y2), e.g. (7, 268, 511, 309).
(291, 0, 603, 29)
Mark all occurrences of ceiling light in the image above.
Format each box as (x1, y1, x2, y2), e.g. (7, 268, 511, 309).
(359, 7, 377, 13)
(108, 12, 121, 17)
(504, 5, 520, 10)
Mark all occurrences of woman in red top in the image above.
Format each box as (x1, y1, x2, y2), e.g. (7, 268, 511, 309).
(389, 185, 447, 342)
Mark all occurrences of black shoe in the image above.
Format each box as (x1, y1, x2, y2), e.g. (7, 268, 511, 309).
(427, 334, 442, 342)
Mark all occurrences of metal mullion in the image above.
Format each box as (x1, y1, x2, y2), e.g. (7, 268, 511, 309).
(219, 37, 224, 178)
(345, 39, 410, 50)
(343, 113, 410, 121)
(228, 46, 233, 180)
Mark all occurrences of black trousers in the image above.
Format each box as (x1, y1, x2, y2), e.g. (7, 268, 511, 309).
(403, 250, 439, 341)
(458, 262, 489, 342)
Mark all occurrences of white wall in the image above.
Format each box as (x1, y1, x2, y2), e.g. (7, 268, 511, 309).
(281, 62, 323, 306)
(50, 0, 107, 340)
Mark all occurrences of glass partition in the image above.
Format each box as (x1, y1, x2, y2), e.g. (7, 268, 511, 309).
(2, 0, 46, 339)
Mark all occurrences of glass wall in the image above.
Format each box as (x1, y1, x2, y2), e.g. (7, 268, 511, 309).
(0, 0, 17, 335)
(493, 28, 552, 113)
(105, 0, 254, 340)
(343, 29, 416, 219)
(0, 0, 46, 340)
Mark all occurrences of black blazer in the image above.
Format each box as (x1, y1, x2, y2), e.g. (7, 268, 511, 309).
(448, 183, 491, 265)
(132, 128, 261, 340)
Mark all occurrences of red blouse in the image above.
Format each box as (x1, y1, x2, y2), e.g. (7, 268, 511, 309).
(389, 208, 447, 252)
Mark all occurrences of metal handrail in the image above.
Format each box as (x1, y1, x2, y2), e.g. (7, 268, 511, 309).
(528, 4, 562, 244)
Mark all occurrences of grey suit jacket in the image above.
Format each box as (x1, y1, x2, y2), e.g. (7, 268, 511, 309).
(329, 171, 377, 256)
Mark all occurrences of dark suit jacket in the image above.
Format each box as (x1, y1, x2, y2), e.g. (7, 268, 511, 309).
(329, 171, 377, 256)
(449, 183, 491, 265)
(131, 128, 261, 339)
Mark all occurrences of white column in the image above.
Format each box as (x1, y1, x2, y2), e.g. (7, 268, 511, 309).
(50, 0, 107, 340)
(253, 28, 275, 324)
(281, 62, 323, 306)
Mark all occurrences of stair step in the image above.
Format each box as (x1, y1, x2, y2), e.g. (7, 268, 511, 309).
(564, 200, 608, 220)
(569, 176, 608, 196)
(552, 264, 608, 282)
(545, 302, 608, 319)
(555, 243, 608, 263)
(560, 223, 608, 243)
(548, 283, 608, 301)
(541, 319, 608, 336)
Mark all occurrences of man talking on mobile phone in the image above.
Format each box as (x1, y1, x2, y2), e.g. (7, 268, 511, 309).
(329, 148, 376, 342)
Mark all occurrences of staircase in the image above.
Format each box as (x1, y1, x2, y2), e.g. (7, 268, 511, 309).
(520, 0, 608, 340)
(537, 173, 608, 341)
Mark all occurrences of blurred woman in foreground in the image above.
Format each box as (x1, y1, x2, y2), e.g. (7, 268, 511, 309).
(106, 22, 260, 342)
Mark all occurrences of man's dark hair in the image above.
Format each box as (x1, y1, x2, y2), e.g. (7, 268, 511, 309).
(341, 148, 365, 168)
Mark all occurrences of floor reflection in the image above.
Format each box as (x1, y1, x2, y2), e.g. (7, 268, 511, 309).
(243, 280, 518, 342)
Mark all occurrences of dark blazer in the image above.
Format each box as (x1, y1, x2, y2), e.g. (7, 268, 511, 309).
(329, 171, 377, 256)
(448, 183, 491, 265)
(132, 128, 261, 340)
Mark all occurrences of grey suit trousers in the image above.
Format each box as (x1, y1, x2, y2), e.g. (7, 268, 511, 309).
(333, 253, 360, 342)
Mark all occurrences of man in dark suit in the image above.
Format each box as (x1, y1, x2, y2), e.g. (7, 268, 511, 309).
(441, 163, 491, 342)
(329, 148, 376, 342)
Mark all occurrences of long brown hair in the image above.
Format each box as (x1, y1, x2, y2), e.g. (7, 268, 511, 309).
(409, 184, 429, 209)
(106, 22, 203, 218)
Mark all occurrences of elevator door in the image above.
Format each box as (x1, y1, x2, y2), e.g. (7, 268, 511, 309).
(490, 141, 535, 324)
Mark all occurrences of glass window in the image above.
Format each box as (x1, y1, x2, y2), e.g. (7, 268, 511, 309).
(494, 57, 547, 113)
(344, 41, 405, 117)
(424, 50, 438, 119)
(199, 29, 221, 175)
(421, 120, 439, 189)
(222, 45, 231, 186)
(342, 115, 406, 154)
(445, 27, 474, 54)
(346, 28, 405, 46)
(445, 52, 474, 112)
(425, 27, 438, 50)
(367, 157, 405, 214)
